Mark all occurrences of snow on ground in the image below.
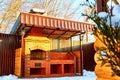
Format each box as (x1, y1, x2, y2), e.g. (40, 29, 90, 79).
(0, 70, 96, 80)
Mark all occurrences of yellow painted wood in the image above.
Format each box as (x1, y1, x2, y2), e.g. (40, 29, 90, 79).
(14, 48, 21, 77)
(94, 37, 120, 80)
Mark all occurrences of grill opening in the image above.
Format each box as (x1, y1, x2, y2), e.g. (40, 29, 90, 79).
(30, 49, 46, 60)
(64, 64, 74, 73)
(30, 68, 46, 75)
(50, 64, 62, 74)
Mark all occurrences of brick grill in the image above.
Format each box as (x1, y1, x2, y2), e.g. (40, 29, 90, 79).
(24, 51, 76, 77)
(14, 36, 76, 77)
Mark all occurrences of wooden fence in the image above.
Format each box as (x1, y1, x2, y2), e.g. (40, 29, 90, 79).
(73, 43, 96, 71)
(82, 43, 96, 71)
(0, 34, 20, 75)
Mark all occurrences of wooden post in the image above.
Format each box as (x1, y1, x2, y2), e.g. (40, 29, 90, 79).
(97, 0, 102, 12)
(79, 31, 85, 76)
(21, 29, 25, 77)
(97, 0, 109, 12)
(79, 34, 83, 76)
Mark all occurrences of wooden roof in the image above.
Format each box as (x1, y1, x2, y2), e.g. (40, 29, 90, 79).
(11, 12, 95, 39)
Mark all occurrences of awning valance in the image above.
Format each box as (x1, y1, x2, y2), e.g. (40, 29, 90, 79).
(11, 12, 95, 39)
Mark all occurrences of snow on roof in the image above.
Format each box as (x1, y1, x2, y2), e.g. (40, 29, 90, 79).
(30, 8, 45, 14)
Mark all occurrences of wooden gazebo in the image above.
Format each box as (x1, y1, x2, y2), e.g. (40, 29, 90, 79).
(11, 12, 95, 77)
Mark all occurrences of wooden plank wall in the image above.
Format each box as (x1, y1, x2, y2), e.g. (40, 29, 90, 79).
(0, 33, 20, 75)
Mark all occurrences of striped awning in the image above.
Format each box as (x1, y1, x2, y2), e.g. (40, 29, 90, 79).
(11, 12, 95, 39)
